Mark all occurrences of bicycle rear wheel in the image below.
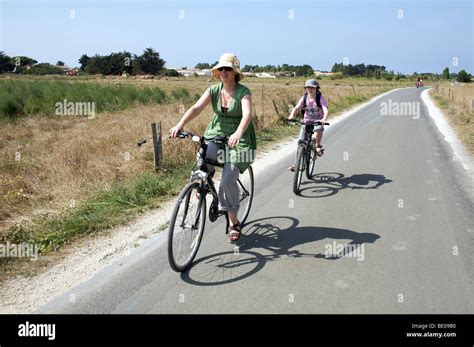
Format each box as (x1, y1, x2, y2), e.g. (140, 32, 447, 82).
(236, 165, 254, 226)
(168, 181, 206, 272)
(306, 142, 316, 179)
(293, 145, 305, 195)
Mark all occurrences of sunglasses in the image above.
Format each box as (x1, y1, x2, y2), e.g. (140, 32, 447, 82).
(217, 66, 233, 72)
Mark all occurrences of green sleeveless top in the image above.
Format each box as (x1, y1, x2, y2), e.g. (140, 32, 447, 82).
(204, 83, 257, 173)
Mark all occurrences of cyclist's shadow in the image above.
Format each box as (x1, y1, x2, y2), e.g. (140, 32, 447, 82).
(180, 216, 380, 286)
(299, 172, 393, 198)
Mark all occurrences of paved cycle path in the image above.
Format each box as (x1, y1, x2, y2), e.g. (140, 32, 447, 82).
(38, 87, 473, 313)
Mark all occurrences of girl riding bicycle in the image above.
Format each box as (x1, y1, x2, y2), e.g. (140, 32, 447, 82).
(287, 79, 329, 171)
(169, 53, 256, 242)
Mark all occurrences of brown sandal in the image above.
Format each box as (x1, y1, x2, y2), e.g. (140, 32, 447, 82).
(228, 223, 242, 242)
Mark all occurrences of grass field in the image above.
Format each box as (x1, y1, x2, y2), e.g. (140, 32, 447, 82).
(430, 82, 474, 154)
(0, 76, 412, 265)
(0, 79, 201, 122)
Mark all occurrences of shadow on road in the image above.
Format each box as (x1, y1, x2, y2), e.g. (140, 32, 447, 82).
(181, 216, 380, 286)
(299, 172, 393, 198)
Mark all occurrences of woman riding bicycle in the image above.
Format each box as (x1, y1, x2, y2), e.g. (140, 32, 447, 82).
(287, 79, 329, 171)
(169, 53, 256, 242)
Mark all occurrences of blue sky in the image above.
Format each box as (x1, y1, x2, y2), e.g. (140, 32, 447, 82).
(0, 0, 472, 74)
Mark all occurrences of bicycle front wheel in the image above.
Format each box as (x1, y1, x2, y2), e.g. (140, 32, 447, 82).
(293, 145, 305, 195)
(168, 181, 206, 272)
(236, 165, 254, 227)
(306, 142, 316, 179)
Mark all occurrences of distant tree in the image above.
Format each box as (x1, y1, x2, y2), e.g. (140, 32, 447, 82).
(299, 64, 314, 76)
(244, 65, 254, 73)
(84, 54, 104, 74)
(195, 63, 211, 69)
(131, 55, 143, 75)
(10, 56, 37, 67)
(56, 61, 65, 66)
(134, 47, 165, 75)
(0, 51, 14, 73)
(457, 70, 471, 83)
(78, 54, 91, 71)
(107, 51, 133, 75)
(442, 67, 450, 80)
(81, 51, 133, 75)
(331, 62, 385, 77)
(24, 63, 63, 75)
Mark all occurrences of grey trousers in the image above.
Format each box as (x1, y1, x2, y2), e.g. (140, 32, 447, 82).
(201, 142, 240, 213)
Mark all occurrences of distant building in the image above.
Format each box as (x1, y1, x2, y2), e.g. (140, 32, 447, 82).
(196, 69, 212, 76)
(276, 72, 295, 77)
(314, 71, 334, 76)
(169, 67, 212, 77)
(255, 72, 276, 78)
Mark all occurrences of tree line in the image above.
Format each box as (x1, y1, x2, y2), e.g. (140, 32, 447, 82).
(0, 49, 471, 82)
(0, 48, 178, 76)
(331, 63, 391, 78)
(0, 53, 65, 75)
(193, 62, 315, 76)
(331, 62, 471, 82)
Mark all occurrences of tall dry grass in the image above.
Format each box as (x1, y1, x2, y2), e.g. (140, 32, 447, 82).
(431, 82, 474, 154)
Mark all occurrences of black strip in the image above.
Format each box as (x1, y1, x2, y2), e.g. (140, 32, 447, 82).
(1, 314, 473, 345)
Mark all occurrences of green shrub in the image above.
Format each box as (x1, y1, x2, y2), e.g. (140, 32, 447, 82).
(0, 80, 192, 121)
(457, 70, 471, 83)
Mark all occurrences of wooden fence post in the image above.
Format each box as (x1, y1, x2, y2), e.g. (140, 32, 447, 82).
(151, 122, 162, 171)
(272, 99, 279, 117)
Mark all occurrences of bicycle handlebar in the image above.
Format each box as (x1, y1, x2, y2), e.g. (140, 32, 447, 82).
(172, 130, 229, 144)
(286, 118, 330, 126)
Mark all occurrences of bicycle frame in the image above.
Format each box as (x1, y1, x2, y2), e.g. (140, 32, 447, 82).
(290, 119, 328, 153)
(299, 124, 316, 150)
(179, 131, 231, 229)
(174, 129, 253, 230)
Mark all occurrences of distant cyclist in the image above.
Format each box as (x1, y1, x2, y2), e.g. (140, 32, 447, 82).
(287, 79, 329, 171)
(416, 77, 423, 88)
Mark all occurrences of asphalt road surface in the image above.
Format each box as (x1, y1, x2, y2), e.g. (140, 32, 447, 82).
(38, 87, 473, 314)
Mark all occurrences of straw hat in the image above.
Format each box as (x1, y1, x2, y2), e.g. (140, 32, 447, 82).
(211, 53, 244, 82)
